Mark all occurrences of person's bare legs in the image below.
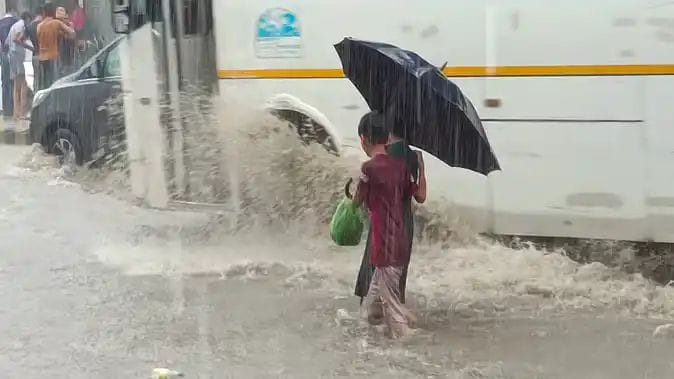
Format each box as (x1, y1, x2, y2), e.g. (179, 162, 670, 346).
(13, 74, 28, 120)
(366, 273, 385, 325)
(13, 75, 22, 120)
(19, 75, 28, 119)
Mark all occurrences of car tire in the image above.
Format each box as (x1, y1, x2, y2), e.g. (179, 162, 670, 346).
(48, 128, 84, 166)
(269, 109, 339, 154)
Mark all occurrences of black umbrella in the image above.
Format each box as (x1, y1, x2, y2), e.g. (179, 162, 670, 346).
(334, 37, 501, 175)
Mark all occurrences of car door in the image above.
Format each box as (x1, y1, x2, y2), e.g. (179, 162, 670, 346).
(94, 42, 124, 160)
(73, 41, 123, 161)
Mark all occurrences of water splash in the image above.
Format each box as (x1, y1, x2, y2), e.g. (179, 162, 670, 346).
(16, 91, 674, 320)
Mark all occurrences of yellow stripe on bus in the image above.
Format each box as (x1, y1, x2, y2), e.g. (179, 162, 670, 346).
(217, 64, 674, 79)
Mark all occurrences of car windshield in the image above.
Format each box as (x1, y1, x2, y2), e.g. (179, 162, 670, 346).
(79, 37, 124, 76)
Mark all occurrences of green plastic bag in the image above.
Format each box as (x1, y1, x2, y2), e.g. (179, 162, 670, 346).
(330, 197, 364, 246)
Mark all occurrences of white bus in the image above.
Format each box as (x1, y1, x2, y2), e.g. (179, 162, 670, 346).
(112, 0, 674, 243)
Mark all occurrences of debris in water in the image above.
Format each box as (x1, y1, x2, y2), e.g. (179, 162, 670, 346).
(151, 368, 183, 378)
(531, 330, 551, 338)
(453, 303, 478, 318)
(652, 323, 674, 338)
(335, 308, 356, 326)
(525, 284, 554, 298)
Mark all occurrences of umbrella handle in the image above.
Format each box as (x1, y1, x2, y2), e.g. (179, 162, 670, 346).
(344, 178, 354, 199)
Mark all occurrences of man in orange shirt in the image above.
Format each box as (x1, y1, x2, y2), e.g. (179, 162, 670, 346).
(55, 6, 75, 76)
(36, 2, 74, 90)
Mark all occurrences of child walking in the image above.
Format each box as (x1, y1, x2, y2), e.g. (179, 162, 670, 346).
(352, 112, 422, 338)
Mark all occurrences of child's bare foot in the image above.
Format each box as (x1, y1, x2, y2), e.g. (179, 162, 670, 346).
(367, 299, 384, 325)
(389, 323, 416, 339)
(368, 313, 384, 326)
(405, 312, 418, 329)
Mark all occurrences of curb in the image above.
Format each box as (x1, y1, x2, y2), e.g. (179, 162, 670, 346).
(0, 119, 31, 146)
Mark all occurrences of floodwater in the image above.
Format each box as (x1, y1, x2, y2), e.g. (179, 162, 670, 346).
(1, 112, 674, 378)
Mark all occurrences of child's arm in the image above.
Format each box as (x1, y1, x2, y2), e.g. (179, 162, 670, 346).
(413, 151, 427, 204)
(58, 20, 76, 39)
(352, 162, 369, 207)
(16, 29, 33, 52)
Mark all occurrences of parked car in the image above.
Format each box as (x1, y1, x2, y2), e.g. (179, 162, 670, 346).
(30, 37, 123, 165)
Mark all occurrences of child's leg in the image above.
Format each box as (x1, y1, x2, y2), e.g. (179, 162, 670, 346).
(398, 264, 418, 328)
(367, 298, 384, 325)
(365, 271, 384, 325)
(377, 266, 414, 338)
(19, 75, 28, 117)
(12, 75, 20, 119)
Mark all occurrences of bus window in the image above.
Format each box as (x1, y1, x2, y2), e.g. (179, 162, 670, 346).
(183, 0, 198, 35)
(129, 0, 162, 28)
(181, 0, 212, 36)
(205, 0, 212, 34)
(146, 0, 162, 23)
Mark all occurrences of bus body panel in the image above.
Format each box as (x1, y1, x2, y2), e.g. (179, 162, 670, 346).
(207, 0, 674, 242)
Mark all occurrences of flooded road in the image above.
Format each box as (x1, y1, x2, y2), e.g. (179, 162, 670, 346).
(0, 144, 673, 378)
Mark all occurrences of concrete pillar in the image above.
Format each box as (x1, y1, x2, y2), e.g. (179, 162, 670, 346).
(119, 24, 169, 208)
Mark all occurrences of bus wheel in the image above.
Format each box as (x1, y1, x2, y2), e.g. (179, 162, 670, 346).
(48, 128, 84, 167)
(269, 109, 339, 155)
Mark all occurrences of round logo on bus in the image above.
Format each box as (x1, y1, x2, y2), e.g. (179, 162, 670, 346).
(255, 8, 303, 59)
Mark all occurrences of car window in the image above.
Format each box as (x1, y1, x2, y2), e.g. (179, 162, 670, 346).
(104, 44, 121, 77)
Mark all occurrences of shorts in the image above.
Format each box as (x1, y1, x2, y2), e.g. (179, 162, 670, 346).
(8, 50, 25, 80)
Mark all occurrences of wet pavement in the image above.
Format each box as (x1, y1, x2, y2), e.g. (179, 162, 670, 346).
(1, 145, 674, 378)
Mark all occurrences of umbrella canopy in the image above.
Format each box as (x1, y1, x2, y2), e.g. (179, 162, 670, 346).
(334, 37, 501, 175)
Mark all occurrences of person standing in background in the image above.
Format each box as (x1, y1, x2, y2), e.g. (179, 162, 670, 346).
(7, 12, 33, 120)
(0, 9, 18, 117)
(385, 128, 427, 304)
(70, 1, 85, 33)
(68, 0, 87, 67)
(55, 6, 75, 77)
(26, 5, 44, 91)
(37, 2, 75, 90)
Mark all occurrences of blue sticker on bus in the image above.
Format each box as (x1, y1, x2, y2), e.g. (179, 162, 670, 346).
(255, 8, 303, 58)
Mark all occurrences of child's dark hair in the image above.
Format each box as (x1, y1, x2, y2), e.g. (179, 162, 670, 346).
(358, 111, 388, 145)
